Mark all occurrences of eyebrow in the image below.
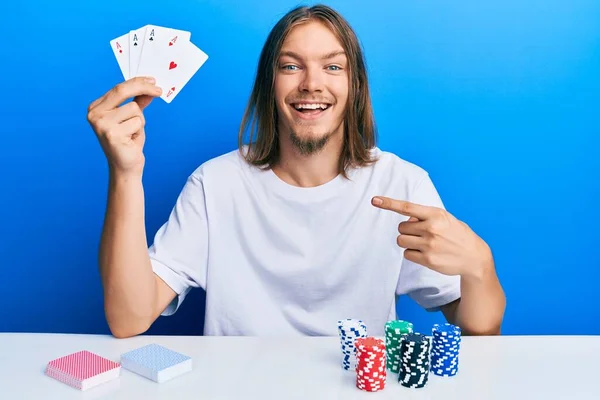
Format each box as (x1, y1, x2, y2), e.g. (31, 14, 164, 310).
(279, 50, 346, 61)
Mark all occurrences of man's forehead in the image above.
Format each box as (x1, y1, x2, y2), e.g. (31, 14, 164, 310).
(279, 21, 345, 58)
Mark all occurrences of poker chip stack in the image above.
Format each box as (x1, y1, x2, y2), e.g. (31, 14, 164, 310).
(398, 333, 431, 388)
(337, 319, 368, 370)
(355, 337, 387, 392)
(384, 320, 414, 373)
(431, 323, 461, 376)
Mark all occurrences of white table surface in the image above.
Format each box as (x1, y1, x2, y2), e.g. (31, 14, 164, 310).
(1, 333, 599, 399)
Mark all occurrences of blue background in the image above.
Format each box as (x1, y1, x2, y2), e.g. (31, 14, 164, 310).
(1, 0, 598, 336)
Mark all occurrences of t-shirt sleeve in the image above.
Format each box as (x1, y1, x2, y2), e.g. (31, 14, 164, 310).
(395, 172, 461, 311)
(149, 173, 209, 316)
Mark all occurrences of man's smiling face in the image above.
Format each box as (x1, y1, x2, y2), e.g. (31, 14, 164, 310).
(274, 20, 349, 155)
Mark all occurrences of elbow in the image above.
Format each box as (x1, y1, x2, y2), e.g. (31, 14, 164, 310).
(108, 322, 150, 339)
(461, 323, 502, 336)
(461, 291, 507, 336)
(460, 311, 505, 336)
(105, 311, 152, 339)
(110, 330, 133, 339)
(453, 302, 506, 336)
(104, 301, 156, 339)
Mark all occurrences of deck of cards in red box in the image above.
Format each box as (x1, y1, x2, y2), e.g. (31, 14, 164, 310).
(45, 350, 121, 391)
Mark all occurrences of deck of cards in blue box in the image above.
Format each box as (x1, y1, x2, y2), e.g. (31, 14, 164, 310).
(120, 344, 192, 383)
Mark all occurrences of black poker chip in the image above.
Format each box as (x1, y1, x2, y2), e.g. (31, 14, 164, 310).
(397, 332, 431, 388)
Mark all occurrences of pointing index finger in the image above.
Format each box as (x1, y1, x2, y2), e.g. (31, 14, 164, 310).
(371, 196, 432, 220)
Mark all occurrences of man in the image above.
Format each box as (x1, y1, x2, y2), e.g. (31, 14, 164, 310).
(87, 4, 505, 338)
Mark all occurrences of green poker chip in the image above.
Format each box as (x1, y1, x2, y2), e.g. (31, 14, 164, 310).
(384, 320, 414, 372)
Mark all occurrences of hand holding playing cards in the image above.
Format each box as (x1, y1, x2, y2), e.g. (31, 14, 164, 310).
(371, 196, 493, 278)
(87, 77, 163, 176)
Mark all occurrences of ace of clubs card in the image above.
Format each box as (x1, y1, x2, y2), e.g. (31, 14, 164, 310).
(129, 25, 149, 78)
(134, 25, 191, 77)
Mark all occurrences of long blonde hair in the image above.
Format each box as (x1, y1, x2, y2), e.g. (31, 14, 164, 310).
(238, 4, 378, 178)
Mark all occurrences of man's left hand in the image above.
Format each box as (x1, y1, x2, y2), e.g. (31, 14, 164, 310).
(371, 196, 492, 278)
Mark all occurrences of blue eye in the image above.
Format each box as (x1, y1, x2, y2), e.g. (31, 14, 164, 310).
(282, 65, 298, 70)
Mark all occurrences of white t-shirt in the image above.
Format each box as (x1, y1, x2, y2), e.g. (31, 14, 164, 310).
(148, 146, 461, 336)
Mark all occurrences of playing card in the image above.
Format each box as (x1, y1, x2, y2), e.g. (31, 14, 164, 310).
(45, 350, 121, 391)
(120, 344, 192, 383)
(129, 25, 148, 78)
(109, 32, 130, 80)
(135, 38, 208, 103)
(134, 25, 192, 79)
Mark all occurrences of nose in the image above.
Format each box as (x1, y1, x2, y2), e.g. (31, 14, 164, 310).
(298, 66, 324, 93)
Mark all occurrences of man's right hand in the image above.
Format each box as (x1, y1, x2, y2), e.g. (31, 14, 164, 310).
(87, 77, 163, 177)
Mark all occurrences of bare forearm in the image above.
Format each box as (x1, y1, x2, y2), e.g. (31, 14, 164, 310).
(99, 170, 156, 337)
(454, 258, 506, 335)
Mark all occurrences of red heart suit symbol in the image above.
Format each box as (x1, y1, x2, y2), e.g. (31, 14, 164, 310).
(169, 61, 177, 70)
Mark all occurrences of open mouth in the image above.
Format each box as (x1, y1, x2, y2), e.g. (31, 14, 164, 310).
(290, 103, 332, 119)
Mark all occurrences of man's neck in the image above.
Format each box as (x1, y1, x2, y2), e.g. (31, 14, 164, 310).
(272, 131, 344, 188)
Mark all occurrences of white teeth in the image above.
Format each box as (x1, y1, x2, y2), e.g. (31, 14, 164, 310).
(293, 103, 329, 110)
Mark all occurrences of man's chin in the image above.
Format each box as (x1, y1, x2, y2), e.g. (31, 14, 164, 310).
(289, 129, 332, 156)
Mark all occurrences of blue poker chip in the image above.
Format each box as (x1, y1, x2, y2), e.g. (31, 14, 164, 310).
(429, 323, 461, 377)
(433, 323, 461, 335)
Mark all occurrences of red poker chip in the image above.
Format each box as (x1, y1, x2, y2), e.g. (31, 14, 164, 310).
(357, 373, 386, 380)
(357, 370, 385, 377)
(358, 383, 385, 388)
(355, 337, 385, 351)
(358, 360, 384, 365)
(356, 361, 386, 369)
(357, 381, 386, 392)
(355, 336, 388, 392)
(357, 369, 385, 377)
(358, 376, 386, 382)
(358, 383, 385, 389)
(357, 382, 386, 387)
(358, 380, 386, 387)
